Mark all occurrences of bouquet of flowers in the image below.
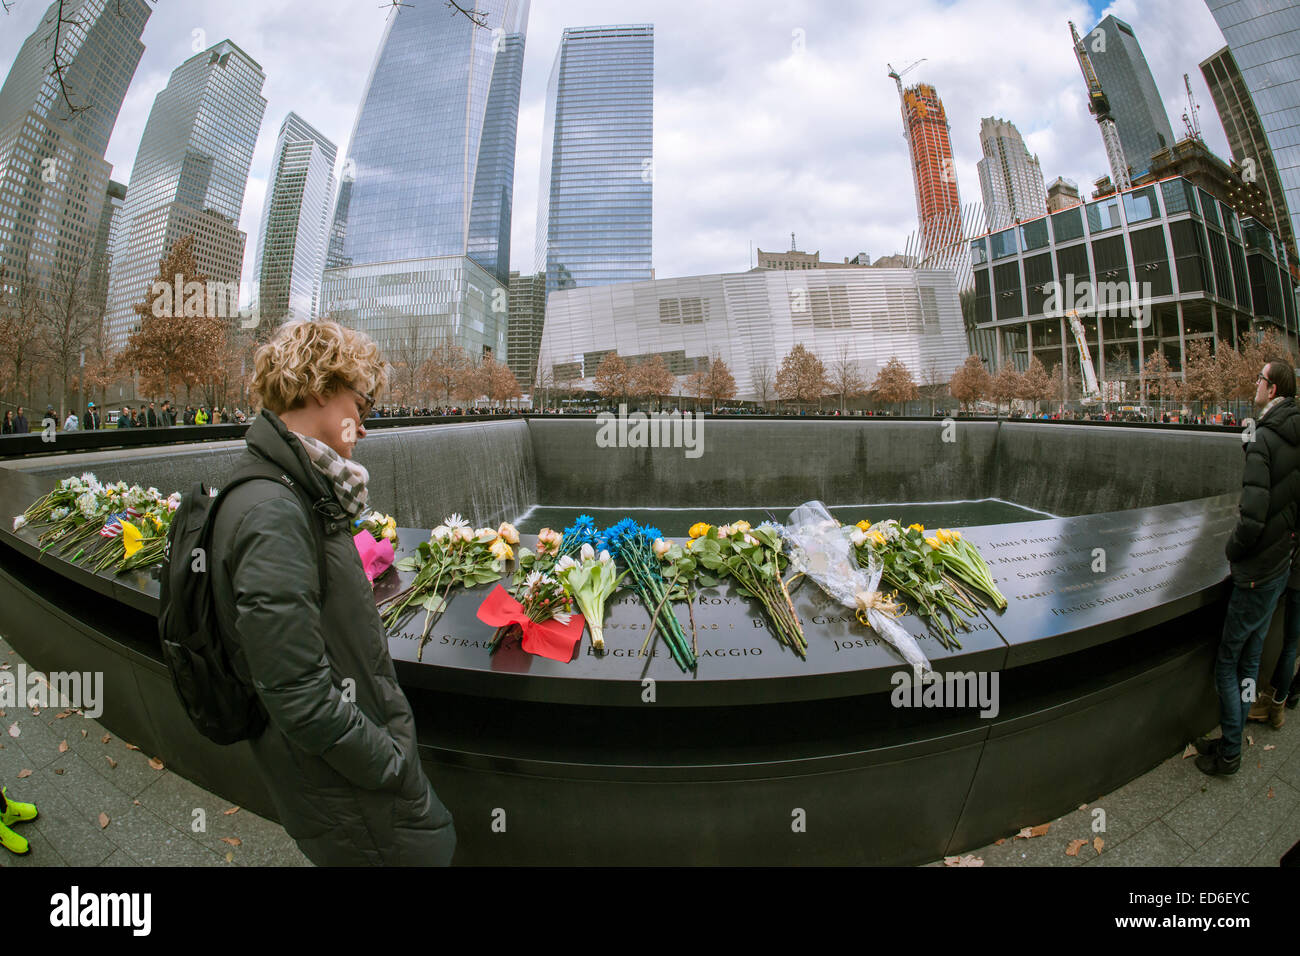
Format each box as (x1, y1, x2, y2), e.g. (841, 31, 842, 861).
(926, 528, 1007, 611)
(782, 502, 930, 674)
(604, 518, 697, 672)
(381, 514, 514, 659)
(481, 568, 580, 658)
(353, 509, 399, 549)
(850, 519, 977, 651)
(687, 520, 806, 658)
(555, 544, 626, 652)
(90, 491, 180, 573)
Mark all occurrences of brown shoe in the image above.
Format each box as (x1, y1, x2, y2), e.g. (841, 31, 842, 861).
(1248, 690, 1286, 729)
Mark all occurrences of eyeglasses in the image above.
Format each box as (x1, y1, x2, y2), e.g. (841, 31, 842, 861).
(1258, 374, 1273, 386)
(345, 384, 374, 422)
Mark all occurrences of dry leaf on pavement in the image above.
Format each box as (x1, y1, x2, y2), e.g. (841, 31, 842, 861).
(994, 838, 1005, 845)
(16, 768, 31, 778)
(98, 812, 109, 829)
(1265, 744, 1276, 751)
(943, 854, 983, 866)
(7, 723, 18, 738)
(1065, 839, 1088, 856)
(1268, 787, 1276, 799)
(105, 756, 117, 769)
(1182, 743, 1197, 759)
(58, 740, 67, 753)
(147, 757, 164, 771)
(124, 743, 140, 751)
(101, 734, 110, 744)
(1093, 837, 1104, 853)
(223, 806, 240, 816)
(221, 837, 241, 847)
(225, 851, 234, 863)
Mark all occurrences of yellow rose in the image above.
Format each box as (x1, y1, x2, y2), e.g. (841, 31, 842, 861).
(732, 520, 751, 533)
(908, 523, 924, 532)
(925, 536, 941, 550)
(688, 522, 711, 539)
(489, 539, 513, 561)
(856, 519, 871, 531)
(868, 530, 887, 547)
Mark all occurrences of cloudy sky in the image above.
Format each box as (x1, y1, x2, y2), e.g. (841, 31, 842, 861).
(1, 0, 1234, 292)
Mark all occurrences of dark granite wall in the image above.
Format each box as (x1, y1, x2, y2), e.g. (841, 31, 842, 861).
(527, 418, 1245, 516)
(7, 418, 1244, 523)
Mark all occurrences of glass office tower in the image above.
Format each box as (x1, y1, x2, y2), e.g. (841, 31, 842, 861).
(322, 1, 528, 360)
(105, 40, 267, 351)
(1206, 0, 1300, 266)
(535, 24, 653, 297)
(977, 117, 1047, 232)
(1085, 15, 1176, 179)
(0, 0, 150, 289)
(252, 112, 337, 324)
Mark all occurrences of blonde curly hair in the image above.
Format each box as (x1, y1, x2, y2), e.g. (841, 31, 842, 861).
(251, 318, 388, 414)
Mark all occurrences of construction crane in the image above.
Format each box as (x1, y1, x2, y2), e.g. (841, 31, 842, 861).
(1182, 73, 1202, 141)
(1064, 310, 1102, 404)
(1069, 21, 1132, 192)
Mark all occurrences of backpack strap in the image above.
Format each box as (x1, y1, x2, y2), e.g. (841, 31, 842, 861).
(206, 461, 332, 595)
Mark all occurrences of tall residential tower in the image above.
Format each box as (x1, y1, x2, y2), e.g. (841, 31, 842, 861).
(105, 40, 267, 351)
(899, 82, 962, 260)
(976, 116, 1046, 232)
(535, 24, 653, 296)
(252, 112, 337, 325)
(321, 1, 529, 360)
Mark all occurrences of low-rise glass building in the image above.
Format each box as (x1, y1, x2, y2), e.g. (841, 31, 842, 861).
(970, 175, 1297, 391)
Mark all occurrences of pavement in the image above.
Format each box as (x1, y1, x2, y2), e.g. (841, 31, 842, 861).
(1, 627, 1297, 868)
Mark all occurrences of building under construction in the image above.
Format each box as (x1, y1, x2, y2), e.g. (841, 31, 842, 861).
(900, 82, 962, 260)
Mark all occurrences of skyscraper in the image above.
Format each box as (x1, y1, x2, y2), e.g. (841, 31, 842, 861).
(535, 24, 653, 296)
(0, 0, 150, 290)
(1085, 15, 1176, 179)
(106, 40, 267, 351)
(976, 117, 1046, 232)
(1204, 1, 1300, 263)
(252, 112, 336, 325)
(507, 270, 546, 392)
(88, 178, 125, 316)
(322, 1, 529, 361)
(899, 82, 962, 259)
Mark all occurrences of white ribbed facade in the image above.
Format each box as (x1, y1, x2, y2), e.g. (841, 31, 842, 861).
(976, 116, 1046, 233)
(536, 268, 970, 401)
(252, 112, 336, 323)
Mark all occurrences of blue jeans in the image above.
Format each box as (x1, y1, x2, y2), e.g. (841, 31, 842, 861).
(1267, 587, 1300, 703)
(1217, 569, 1289, 760)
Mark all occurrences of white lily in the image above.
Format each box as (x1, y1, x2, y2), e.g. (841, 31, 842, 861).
(580, 542, 595, 561)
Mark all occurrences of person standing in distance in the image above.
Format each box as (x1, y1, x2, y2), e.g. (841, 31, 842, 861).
(209, 318, 456, 864)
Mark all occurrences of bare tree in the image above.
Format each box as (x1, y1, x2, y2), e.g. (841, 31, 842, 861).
(0, 262, 44, 409)
(750, 359, 774, 410)
(388, 313, 431, 406)
(828, 344, 868, 414)
(38, 249, 97, 421)
(420, 342, 469, 405)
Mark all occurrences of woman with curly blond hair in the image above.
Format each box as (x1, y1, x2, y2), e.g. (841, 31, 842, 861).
(208, 318, 455, 866)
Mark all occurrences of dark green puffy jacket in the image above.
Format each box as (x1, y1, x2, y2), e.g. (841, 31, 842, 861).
(210, 409, 455, 865)
(1226, 397, 1300, 587)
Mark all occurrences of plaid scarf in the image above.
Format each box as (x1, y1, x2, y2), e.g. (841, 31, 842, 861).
(292, 431, 369, 518)
(1260, 395, 1289, 422)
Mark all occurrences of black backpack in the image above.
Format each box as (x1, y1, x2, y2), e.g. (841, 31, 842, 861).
(158, 460, 328, 745)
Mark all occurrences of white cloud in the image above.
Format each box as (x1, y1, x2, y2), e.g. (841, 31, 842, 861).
(0, 0, 1234, 288)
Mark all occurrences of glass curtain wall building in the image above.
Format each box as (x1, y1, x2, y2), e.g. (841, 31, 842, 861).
(0, 0, 149, 292)
(1085, 15, 1175, 179)
(1206, 0, 1300, 267)
(535, 24, 654, 297)
(106, 40, 267, 351)
(1201, 46, 1295, 261)
(252, 112, 336, 325)
(322, 1, 529, 362)
(970, 177, 1295, 397)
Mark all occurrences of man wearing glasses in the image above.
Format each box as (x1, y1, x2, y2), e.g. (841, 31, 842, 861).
(1197, 360, 1300, 775)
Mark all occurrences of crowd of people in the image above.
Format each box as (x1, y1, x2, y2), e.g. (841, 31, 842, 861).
(0, 400, 251, 432)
